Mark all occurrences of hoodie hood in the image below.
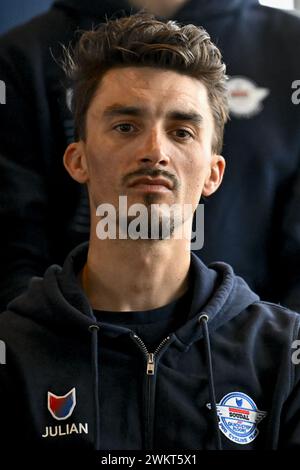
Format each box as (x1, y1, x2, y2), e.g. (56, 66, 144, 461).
(7, 241, 259, 345)
(52, 0, 258, 24)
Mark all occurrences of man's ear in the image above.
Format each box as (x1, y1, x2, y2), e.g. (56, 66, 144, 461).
(202, 154, 226, 196)
(63, 141, 89, 183)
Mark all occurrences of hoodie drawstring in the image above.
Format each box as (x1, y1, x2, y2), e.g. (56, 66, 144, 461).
(198, 314, 222, 450)
(89, 324, 100, 450)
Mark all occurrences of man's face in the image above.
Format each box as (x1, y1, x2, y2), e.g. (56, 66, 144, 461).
(65, 66, 224, 237)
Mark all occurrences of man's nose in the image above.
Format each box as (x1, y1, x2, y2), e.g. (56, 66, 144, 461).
(137, 128, 170, 167)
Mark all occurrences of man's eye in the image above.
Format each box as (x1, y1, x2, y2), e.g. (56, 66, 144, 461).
(173, 129, 193, 139)
(114, 123, 136, 133)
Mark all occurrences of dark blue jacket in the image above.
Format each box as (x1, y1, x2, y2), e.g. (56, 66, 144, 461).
(0, 243, 300, 450)
(0, 0, 300, 312)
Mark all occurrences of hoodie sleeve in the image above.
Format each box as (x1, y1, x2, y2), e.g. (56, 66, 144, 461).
(278, 315, 300, 448)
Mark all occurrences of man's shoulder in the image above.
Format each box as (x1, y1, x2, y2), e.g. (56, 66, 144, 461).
(251, 299, 299, 316)
(0, 308, 33, 332)
(243, 299, 300, 338)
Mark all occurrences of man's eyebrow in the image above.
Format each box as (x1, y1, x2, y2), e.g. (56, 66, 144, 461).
(166, 111, 203, 126)
(102, 105, 203, 125)
(102, 105, 146, 118)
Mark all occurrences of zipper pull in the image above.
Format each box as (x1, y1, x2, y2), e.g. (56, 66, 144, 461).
(147, 353, 155, 375)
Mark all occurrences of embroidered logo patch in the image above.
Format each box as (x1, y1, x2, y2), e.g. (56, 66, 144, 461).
(207, 392, 267, 445)
(227, 76, 269, 118)
(48, 387, 76, 421)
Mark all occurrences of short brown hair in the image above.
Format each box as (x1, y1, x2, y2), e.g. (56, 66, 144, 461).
(63, 12, 229, 153)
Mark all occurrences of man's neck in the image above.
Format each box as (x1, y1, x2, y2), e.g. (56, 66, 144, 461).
(80, 238, 191, 312)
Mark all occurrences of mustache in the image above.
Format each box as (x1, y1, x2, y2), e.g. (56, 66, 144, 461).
(123, 168, 179, 191)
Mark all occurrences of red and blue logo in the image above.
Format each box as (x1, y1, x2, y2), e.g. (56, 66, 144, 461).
(47, 388, 76, 421)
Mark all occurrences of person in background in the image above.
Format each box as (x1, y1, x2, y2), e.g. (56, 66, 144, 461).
(0, 0, 300, 311)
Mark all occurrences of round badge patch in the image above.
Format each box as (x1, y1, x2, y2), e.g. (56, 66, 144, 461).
(227, 76, 269, 118)
(207, 392, 267, 445)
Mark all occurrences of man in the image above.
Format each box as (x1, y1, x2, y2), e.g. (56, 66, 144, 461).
(0, 13, 300, 451)
(1, 0, 300, 312)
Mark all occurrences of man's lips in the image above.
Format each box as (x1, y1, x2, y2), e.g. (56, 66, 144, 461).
(128, 176, 173, 190)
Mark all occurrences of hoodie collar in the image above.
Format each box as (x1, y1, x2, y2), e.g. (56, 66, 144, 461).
(52, 0, 258, 23)
(8, 241, 259, 343)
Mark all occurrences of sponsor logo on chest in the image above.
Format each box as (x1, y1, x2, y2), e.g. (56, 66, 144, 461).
(207, 392, 267, 445)
(42, 387, 89, 439)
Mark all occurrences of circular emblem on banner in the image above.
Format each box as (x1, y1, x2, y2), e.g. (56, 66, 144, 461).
(207, 391, 267, 445)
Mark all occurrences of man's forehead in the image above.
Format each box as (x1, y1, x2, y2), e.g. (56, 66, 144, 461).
(92, 66, 210, 114)
(100, 65, 198, 85)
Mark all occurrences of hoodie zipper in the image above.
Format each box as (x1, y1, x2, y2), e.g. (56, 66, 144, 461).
(132, 334, 170, 449)
(133, 334, 170, 375)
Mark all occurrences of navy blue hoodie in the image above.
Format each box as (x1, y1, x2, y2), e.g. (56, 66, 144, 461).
(0, 0, 300, 312)
(0, 243, 300, 450)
